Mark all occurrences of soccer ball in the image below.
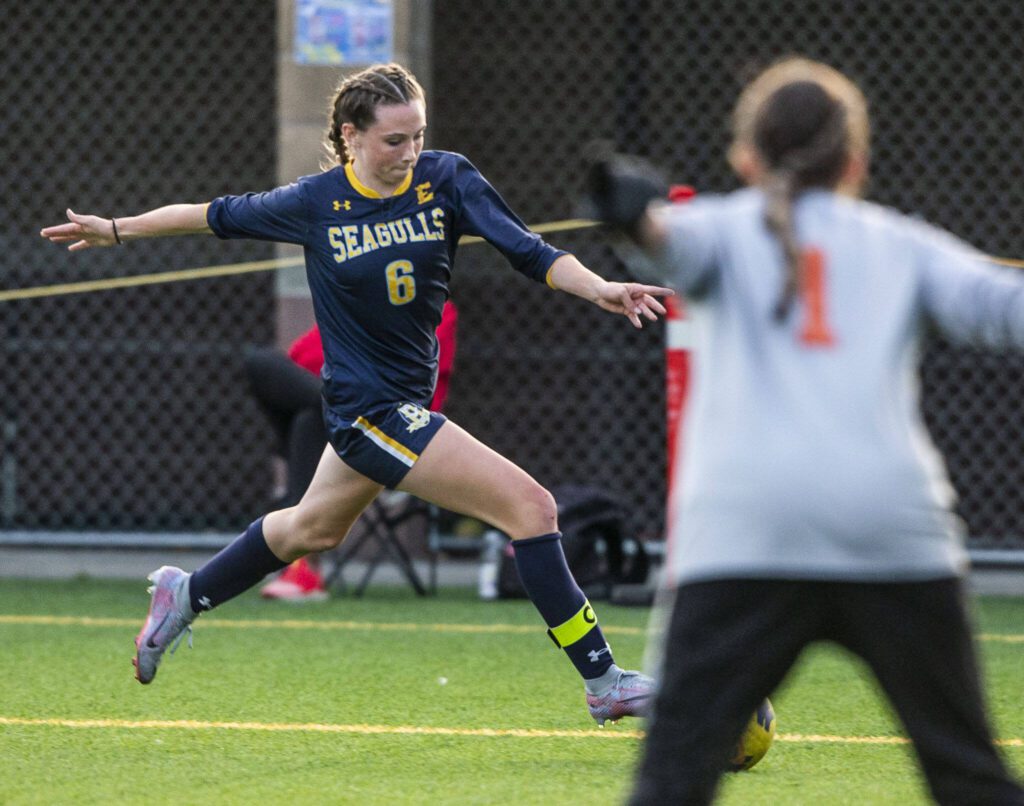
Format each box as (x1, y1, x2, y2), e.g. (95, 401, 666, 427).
(728, 698, 777, 771)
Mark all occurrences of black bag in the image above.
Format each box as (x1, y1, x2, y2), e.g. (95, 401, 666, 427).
(496, 485, 648, 600)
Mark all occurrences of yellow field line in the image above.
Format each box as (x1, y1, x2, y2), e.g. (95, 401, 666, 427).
(0, 717, 1020, 747)
(779, 733, 910, 745)
(0, 716, 640, 740)
(0, 614, 643, 636)
(779, 733, 1023, 747)
(978, 633, 1024, 643)
(5, 216, 1022, 303)
(3, 615, 1024, 643)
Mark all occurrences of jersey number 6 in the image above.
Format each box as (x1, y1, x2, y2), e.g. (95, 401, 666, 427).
(386, 260, 416, 306)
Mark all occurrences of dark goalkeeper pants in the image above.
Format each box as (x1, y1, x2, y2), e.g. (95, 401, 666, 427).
(628, 577, 1024, 806)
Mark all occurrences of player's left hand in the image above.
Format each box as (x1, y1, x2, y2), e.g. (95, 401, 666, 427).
(595, 280, 673, 328)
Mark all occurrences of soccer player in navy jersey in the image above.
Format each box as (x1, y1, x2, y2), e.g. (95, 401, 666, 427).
(41, 63, 671, 724)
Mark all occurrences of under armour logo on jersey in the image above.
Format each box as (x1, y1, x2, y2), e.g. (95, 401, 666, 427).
(397, 402, 430, 433)
(588, 645, 612, 663)
(415, 182, 434, 205)
(332, 199, 351, 212)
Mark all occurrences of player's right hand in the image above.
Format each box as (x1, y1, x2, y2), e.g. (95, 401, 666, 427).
(579, 146, 668, 242)
(40, 209, 118, 251)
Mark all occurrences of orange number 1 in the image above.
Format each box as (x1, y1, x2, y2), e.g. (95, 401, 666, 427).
(798, 247, 835, 347)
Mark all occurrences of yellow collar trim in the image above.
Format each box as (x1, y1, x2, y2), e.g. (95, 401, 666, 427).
(345, 162, 414, 199)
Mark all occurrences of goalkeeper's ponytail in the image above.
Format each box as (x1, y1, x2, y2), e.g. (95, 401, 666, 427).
(730, 58, 869, 322)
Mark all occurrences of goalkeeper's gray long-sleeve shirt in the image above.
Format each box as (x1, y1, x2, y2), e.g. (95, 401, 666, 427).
(658, 188, 1024, 584)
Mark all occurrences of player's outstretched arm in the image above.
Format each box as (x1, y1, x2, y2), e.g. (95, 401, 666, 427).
(40, 204, 212, 251)
(547, 253, 672, 329)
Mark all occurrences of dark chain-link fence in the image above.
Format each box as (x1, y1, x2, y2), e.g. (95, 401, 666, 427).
(433, 0, 1024, 547)
(1, 0, 277, 530)
(4, 1, 1024, 551)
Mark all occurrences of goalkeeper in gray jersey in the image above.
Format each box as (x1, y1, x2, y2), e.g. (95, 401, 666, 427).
(584, 58, 1024, 804)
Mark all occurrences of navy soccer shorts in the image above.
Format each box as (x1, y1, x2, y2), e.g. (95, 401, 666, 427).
(323, 401, 447, 488)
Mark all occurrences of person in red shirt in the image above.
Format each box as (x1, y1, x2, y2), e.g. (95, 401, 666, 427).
(249, 300, 458, 600)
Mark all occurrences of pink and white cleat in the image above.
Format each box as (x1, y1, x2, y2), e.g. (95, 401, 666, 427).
(133, 566, 197, 685)
(586, 670, 656, 726)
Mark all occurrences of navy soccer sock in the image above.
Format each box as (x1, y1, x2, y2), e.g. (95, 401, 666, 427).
(188, 517, 289, 612)
(512, 532, 615, 680)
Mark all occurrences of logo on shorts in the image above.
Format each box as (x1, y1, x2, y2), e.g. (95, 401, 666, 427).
(397, 402, 430, 433)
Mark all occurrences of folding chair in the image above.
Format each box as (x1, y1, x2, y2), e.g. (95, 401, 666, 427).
(323, 491, 432, 597)
(425, 515, 488, 594)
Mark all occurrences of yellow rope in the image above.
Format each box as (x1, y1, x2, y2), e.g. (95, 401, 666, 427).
(4, 216, 1021, 302)
(0, 256, 306, 302)
(991, 255, 1024, 269)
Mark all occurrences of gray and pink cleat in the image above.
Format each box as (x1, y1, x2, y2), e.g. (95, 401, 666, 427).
(586, 670, 657, 726)
(133, 566, 197, 684)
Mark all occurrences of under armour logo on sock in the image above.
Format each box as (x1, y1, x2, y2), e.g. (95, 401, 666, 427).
(588, 645, 612, 663)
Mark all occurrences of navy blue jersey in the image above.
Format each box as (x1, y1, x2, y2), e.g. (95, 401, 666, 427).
(207, 151, 565, 415)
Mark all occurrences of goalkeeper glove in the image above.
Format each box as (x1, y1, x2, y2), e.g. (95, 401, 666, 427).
(579, 147, 668, 241)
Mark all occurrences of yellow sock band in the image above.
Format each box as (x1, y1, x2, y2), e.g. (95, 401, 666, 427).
(546, 600, 598, 648)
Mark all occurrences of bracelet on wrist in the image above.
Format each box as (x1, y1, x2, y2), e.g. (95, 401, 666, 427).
(111, 218, 123, 245)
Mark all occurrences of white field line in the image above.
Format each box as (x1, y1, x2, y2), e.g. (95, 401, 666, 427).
(0, 717, 1020, 747)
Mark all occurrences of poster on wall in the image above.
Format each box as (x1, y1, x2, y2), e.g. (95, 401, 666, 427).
(294, 0, 393, 65)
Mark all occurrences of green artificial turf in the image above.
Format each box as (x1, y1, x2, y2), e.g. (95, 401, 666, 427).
(0, 578, 1021, 804)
